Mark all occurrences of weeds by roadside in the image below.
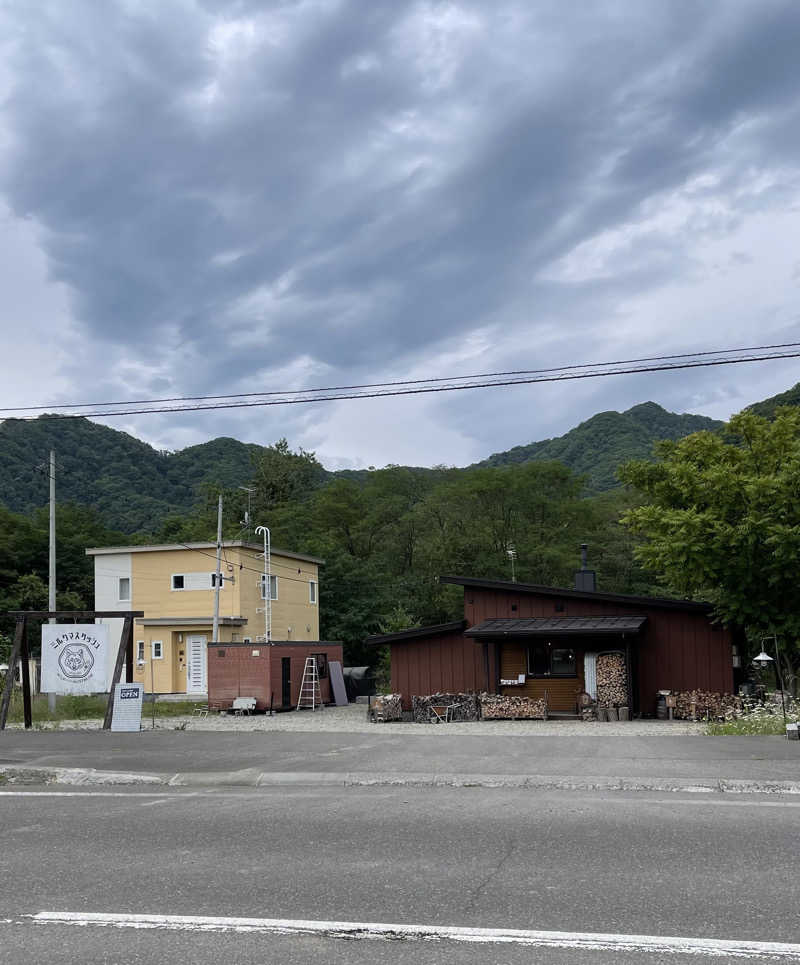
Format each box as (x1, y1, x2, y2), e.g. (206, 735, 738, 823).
(3, 691, 206, 723)
(707, 702, 800, 736)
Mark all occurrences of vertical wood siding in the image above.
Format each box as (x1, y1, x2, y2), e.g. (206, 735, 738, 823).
(391, 631, 486, 710)
(467, 588, 733, 715)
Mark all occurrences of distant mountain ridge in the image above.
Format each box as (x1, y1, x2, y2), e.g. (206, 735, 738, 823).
(2, 382, 798, 532)
(476, 402, 724, 492)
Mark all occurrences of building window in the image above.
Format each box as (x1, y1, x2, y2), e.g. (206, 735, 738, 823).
(309, 580, 317, 605)
(260, 574, 278, 600)
(527, 643, 576, 678)
(312, 652, 328, 678)
(118, 577, 131, 602)
(136, 640, 145, 662)
(172, 574, 185, 590)
(152, 640, 164, 660)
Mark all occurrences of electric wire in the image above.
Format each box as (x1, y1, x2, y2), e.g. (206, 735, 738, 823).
(1, 342, 798, 420)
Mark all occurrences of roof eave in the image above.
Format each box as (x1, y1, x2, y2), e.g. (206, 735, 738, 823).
(441, 575, 713, 613)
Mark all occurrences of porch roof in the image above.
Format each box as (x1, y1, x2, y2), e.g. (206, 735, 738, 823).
(465, 615, 647, 638)
(135, 616, 248, 627)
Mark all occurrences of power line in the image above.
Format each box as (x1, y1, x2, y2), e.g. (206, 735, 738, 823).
(1, 342, 799, 421)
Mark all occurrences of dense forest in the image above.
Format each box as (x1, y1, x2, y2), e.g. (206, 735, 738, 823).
(1, 383, 798, 664)
(477, 402, 722, 491)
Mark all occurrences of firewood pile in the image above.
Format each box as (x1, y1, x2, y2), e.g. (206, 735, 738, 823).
(596, 652, 628, 706)
(412, 693, 480, 723)
(480, 694, 547, 720)
(369, 694, 403, 722)
(672, 690, 741, 720)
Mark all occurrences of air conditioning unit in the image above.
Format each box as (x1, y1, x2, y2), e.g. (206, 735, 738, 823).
(243, 637, 251, 644)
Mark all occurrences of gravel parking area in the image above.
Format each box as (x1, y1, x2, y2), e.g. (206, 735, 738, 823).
(17, 703, 705, 735)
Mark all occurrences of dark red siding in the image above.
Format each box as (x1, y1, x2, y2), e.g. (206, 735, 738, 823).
(390, 630, 488, 710)
(464, 588, 733, 715)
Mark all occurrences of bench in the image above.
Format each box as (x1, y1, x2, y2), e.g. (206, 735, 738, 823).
(232, 697, 257, 716)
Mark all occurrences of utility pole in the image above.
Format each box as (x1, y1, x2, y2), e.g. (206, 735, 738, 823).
(212, 495, 222, 645)
(48, 450, 56, 713)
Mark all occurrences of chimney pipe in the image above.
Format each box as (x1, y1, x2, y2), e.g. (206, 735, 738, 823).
(574, 543, 596, 592)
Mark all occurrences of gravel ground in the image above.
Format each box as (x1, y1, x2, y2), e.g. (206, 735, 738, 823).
(13, 704, 706, 736)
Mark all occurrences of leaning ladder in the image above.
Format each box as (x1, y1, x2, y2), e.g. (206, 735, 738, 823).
(297, 656, 323, 711)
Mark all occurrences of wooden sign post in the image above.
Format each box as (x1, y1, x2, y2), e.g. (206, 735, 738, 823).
(0, 610, 143, 731)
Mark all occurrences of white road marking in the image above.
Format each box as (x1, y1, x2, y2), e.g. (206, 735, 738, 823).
(26, 911, 800, 959)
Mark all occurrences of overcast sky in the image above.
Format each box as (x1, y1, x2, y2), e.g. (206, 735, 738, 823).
(1, 0, 799, 469)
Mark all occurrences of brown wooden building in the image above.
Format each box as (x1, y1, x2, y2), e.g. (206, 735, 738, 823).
(368, 574, 737, 716)
(207, 641, 343, 712)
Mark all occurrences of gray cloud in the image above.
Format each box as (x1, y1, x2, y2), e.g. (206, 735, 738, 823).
(1, 0, 799, 466)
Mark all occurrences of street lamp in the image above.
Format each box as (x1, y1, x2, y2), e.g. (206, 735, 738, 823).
(137, 657, 156, 730)
(752, 636, 787, 723)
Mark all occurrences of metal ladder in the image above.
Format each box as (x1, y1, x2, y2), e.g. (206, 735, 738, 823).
(296, 656, 323, 711)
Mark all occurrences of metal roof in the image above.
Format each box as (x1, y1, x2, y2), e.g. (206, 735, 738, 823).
(365, 620, 467, 646)
(465, 616, 647, 637)
(441, 575, 712, 612)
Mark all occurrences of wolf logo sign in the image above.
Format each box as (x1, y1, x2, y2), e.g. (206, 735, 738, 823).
(41, 625, 109, 695)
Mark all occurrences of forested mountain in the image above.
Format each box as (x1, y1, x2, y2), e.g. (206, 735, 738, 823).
(0, 416, 260, 532)
(1, 387, 795, 663)
(477, 402, 723, 492)
(746, 381, 800, 420)
(0, 400, 725, 532)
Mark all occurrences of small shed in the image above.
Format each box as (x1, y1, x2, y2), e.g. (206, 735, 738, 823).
(207, 641, 343, 712)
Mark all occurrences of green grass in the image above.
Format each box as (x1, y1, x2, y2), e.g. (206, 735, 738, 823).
(3, 692, 206, 724)
(707, 715, 798, 736)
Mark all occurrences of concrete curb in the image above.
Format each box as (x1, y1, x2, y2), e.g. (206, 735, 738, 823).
(3, 764, 800, 795)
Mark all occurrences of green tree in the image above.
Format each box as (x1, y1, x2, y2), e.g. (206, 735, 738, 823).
(620, 408, 800, 688)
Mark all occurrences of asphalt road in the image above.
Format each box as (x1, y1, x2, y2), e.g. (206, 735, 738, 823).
(2, 785, 799, 964)
(2, 730, 799, 782)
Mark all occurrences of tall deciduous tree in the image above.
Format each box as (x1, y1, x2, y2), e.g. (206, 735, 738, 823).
(620, 408, 800, 686)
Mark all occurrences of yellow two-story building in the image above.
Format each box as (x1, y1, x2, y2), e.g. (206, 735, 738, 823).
(86, 541, 323, 695)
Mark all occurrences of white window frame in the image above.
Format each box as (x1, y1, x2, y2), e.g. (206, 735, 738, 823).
(309, 580, 317, 605)
(151, 640, 164, 660)
(171, 574, 185, 591)
(260, 574, 278, 601)
(136, 640, 145, 662)
(118, 577, 131, 602)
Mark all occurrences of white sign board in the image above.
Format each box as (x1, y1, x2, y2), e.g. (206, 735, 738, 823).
(111, 683, 143, 732)
(41, 624, 110, 694)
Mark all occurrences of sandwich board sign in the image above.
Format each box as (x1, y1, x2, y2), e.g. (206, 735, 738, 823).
(111, 683, 144, 732)
(41, 624, 110, 695)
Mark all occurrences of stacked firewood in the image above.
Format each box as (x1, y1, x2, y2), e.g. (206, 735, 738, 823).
(370, 694, 403, 722)
(596, 652, 627, 706)
(480, 694, 547, 720)
(672, 690, 741, 720)
(412, 693, 480, 723)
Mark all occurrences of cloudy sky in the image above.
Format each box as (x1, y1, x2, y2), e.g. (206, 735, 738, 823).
(1, 0, 799, 469)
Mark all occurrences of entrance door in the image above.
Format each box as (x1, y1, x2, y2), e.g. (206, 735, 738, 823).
(281, 657, 291, 707)
(186, 635, 208, 695)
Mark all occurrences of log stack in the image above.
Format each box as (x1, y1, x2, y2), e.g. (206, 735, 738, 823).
(480, 694, 547, 720)
(370, 694, 403, 722)
(672, 690, 741, 720)
(412, 693, 480, 723)
(596, 652, 627, 707)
